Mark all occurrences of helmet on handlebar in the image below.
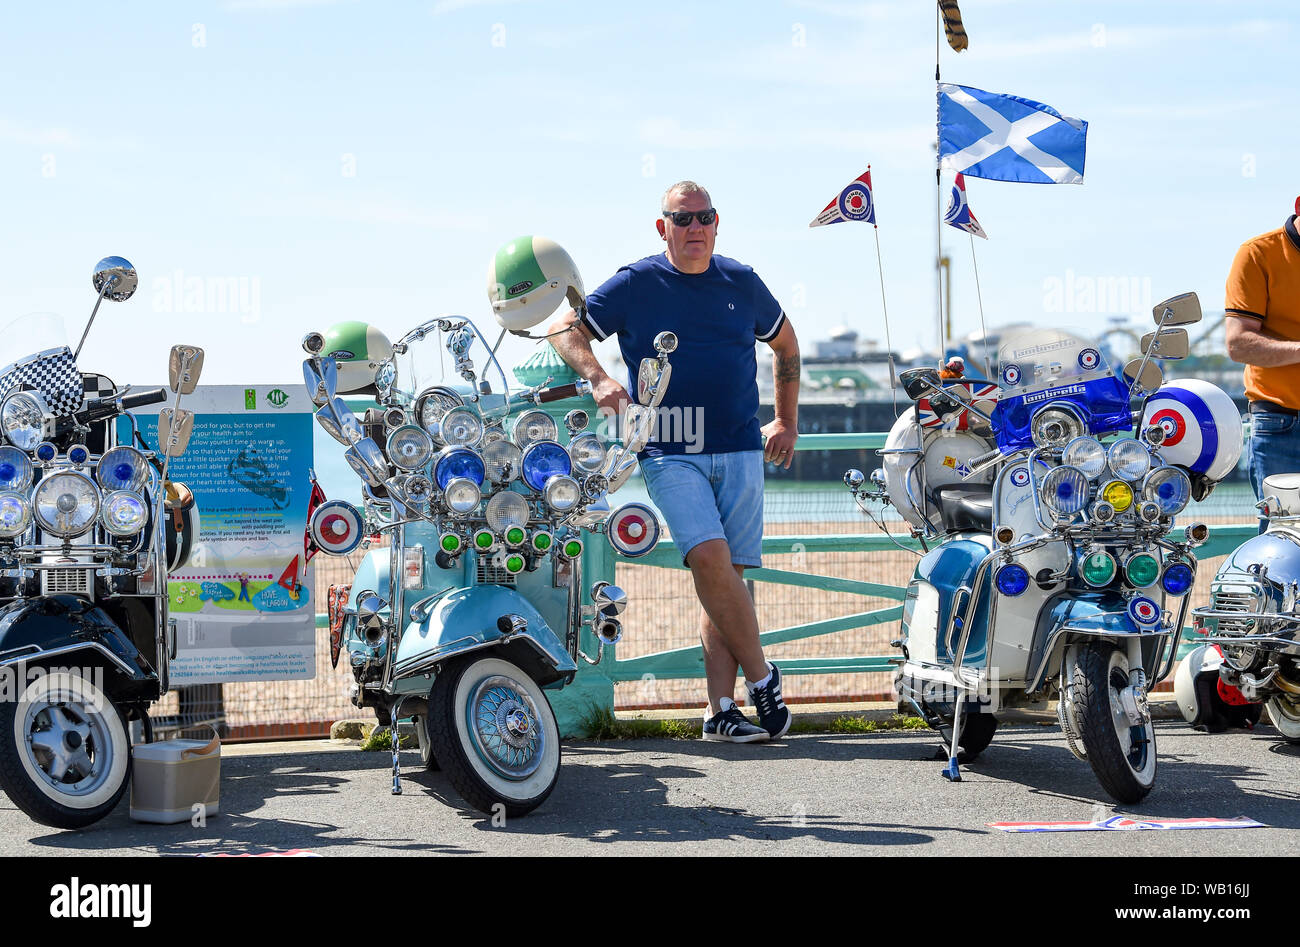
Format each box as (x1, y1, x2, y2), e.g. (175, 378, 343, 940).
(322, 321, 392, 394)
(487, 236, 585, 332)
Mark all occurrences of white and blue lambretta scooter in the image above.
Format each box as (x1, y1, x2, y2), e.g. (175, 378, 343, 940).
(303, 237, 672, 816)
(846, 292, 1241, 803)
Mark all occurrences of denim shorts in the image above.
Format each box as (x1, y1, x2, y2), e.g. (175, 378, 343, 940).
(639, 450, 764, 568)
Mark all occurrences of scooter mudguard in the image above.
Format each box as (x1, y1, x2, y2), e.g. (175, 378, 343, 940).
(0, 595, 155, 699)
(394, 584, 576, 687)
(1025, 591, 1161, 692)
(909, 537, 992, 667)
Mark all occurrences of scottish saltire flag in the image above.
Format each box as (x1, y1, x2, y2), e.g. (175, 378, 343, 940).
(944, 173, 986, 239)
(938, 83, 1087, 184)
(810, 169, 875, 227)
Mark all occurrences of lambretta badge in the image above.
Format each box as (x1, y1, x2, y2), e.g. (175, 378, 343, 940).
(49, 878, 151, 927)
(508, 279, 533, 296)
(1024, 384, 1086, 405)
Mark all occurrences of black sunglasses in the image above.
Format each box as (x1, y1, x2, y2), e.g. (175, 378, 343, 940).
(663, 208, 717, 226)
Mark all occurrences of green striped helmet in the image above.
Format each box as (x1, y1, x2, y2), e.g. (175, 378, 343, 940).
(322, 321, 392, 394)
(487, 236, 585, 332)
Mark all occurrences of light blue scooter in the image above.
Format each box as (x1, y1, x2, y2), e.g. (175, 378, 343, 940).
(304, 237, 673, 816)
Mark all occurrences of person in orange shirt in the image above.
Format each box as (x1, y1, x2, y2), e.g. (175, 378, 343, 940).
(1224, 198, 1300, 503)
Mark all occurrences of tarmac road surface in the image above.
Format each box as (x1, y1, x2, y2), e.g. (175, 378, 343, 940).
(2, 721, 1296, 856)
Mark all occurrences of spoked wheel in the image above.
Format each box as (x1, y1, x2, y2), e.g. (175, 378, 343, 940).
(937, 710, 998, 762)
(1265, 695, 1300, 746)
(1072, 642, 1157, 804)
(425, 656, 560, 817)
(412, 715, 441, 771)
(0, 671, 131, 829)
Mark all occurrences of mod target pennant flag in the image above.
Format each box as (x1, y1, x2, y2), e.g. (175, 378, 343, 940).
(944, 173, 987, 239)
(810, 169, 876, 227)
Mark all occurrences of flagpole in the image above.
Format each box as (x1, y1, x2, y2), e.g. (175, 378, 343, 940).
(969, 232, 993, 381)
(868, 167, 899, 417)
(935, 4, 945, 368)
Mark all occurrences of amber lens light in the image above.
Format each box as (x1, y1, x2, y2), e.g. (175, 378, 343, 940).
(1101, 480, 1134, 512)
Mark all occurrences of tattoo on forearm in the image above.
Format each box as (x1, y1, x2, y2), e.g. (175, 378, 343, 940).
(775, 352, 801, 384)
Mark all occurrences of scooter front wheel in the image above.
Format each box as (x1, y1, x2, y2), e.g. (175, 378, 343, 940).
(0, 670, 131, 829)
(1265, 695, 1300, 745)
(1072, 642, 1157, 804)
(426, 655, 560, 817)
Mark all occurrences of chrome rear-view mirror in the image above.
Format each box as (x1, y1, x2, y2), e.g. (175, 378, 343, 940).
(899, 368, 942, 401)
(317, 396, 363, 445)
(168, 345, 205, 394)
(1152, 292, 1202, 327)
(303, 357, 339, 407)
(1139, 328, 1189, 361)
(159, 408, 196, 457)
(92, 256, 138, 302)
(1122, 358, 1164, 396)
(345, 437, 390, 487)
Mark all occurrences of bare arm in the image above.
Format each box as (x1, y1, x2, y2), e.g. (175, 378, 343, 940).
(1225, 315, 1300, 368)
(545, 309, 630, 414)
(760, 318, 800, 468)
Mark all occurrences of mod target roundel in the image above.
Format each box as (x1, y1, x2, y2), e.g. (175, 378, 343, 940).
(838, 183, 873, 222)
(1149, 408, 1186, 446)
(1128, 596, 1161, 628)
(606, 502, 661, 558)
(1009, 466, 1030, 488)
(1002, 363, 1021, 387)
(310, 500, 364, 555)
(1139, 379, 1242, 481)
(1077, 348, 1101, 371)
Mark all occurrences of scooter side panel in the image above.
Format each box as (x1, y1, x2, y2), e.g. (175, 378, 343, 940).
(908, 537, 993, 667)
(345, 547, 392, 656)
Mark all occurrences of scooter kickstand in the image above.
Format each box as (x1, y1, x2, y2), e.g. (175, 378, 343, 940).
(941, 704, 963, 782)
(390, 700, 404, 795)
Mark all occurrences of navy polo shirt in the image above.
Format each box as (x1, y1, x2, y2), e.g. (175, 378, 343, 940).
(580, 253, 786, 457)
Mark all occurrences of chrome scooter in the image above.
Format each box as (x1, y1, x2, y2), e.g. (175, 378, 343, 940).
(0, 257, 204, 828)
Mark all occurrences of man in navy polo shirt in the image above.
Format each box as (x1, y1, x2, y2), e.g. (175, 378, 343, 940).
(548, 181, 802, 742)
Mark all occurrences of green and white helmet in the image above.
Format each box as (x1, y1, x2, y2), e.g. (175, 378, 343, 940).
(322, 320, 392, 394)
(487, 236, 585, 332)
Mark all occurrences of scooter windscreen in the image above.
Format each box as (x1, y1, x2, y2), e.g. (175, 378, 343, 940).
(0, 312, 86, 417)
(990, 327, 1131, 454)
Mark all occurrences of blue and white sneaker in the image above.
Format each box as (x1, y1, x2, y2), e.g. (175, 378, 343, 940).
(703, 698, 770, 743)
(746, 662, 792, 738)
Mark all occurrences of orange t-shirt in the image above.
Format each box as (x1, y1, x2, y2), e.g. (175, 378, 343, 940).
(1225, 215, 1300, 410)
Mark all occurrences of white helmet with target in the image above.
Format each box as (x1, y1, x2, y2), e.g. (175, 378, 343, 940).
(1140, 379, 1243, 483)
(606, 502, 661, 558)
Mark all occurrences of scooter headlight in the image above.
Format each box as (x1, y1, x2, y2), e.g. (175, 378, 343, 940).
(1124, 551, 1161, 588)
(485, 490, 529, 533)
(1141, 465, 1191, 516)
(443, 477, 482, 516)
(995, 563, 1030, 596)
(1, 392, 47, 452)
(101, 490, 148, 537)
(434, 447, 486, 490)
(543, 475, 581, 513)
(521, 441, 572, 492)
(1030, 404, 1084, 449)
(1107, 437, 1151, 482)
(1161, 561, 1195, 596)
(0, 446, 33, 492)
(33, 471, 100, 538)
(512, 410, 557, 449)
(568, 433, 606, 474)
(1079, 549, 1117, 587)
(94, 447, 152, 496)
(1040, 465, 1089, 516)
(1100, 479, 1134, 513)
(0, 492, 33, 539)
(1061, 436, 1107, 479)
(386, 425, 434, 471)
(440, 407, 483, 448)
(482, 438, 522, 483)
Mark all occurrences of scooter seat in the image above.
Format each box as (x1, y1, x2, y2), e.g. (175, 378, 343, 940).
(933, 484, 994, 534)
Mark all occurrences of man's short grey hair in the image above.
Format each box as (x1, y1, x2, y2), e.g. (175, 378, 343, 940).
(661, 180, 712, 213)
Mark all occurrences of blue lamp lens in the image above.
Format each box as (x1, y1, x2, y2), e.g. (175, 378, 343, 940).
(68, 446, 88, 465)
(1161, 562, 1194, 596)
(434, 448, 485, 489)
(995, 563, 1031, 597)
(0, 447, 29, 491)
(115, 462, 134, 482)
(0, 464, 13, 482)
(35, 443, 56, 463)
(522, 441, 573, 492)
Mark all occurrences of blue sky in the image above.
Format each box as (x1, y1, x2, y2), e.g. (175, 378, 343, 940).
(0, 0, 1293, 384)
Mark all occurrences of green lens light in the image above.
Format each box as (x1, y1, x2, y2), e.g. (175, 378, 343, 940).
(505, 526, 525, 546)
(563, 539, 582, 558)
(1080, 551, 1116, 587)
(1126, 552, 1160, 588)
(505, 554, 525, 573)
(533, 531, 552, 551)
(440, 533, 461, 553)
(474, 530, 494, 549)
